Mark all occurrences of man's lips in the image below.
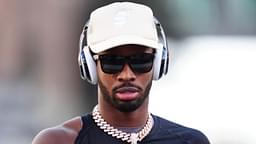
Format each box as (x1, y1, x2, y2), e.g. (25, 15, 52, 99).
(114, 86, 140, 101)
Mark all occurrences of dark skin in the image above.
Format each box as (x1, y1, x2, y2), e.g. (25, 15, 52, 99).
(32, 45, 154, 144)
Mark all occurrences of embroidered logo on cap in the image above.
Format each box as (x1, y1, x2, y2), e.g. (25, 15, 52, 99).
(113, 9, 129, 26)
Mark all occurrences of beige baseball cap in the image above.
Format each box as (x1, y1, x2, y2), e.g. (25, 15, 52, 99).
(87, 2, 160, 53)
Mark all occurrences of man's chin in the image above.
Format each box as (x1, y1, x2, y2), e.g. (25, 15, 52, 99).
(113, 100, 141, 113)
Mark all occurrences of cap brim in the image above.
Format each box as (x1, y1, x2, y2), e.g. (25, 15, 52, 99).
(89, 35, 160, 53)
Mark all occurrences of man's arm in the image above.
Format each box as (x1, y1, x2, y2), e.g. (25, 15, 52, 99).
(32, 116, 82, 144)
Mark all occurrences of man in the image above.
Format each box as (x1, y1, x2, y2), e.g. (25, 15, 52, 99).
(32, 2, 210, 144)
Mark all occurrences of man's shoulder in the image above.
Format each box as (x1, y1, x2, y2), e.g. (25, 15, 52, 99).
(32, 116, 82, 144)
(152, 115, 210, 144)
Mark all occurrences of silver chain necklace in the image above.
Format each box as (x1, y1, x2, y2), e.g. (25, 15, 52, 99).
(92, 105, 154, 144)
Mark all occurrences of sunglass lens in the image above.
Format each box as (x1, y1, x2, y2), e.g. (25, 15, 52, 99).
(130, 54, 154, 73)
(99, 55, 124, 74)
(101, 63, 123, 74)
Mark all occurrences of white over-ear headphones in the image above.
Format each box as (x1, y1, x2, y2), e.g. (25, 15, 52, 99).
(78, 18, 169, 84)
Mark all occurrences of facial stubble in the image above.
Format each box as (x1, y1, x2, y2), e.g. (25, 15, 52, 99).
(98, 79, 152, 113)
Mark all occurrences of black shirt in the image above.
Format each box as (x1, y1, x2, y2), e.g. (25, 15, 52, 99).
(75, 113, 210, 144)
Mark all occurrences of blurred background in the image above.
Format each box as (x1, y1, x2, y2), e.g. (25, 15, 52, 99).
(0, 0, 255, 143)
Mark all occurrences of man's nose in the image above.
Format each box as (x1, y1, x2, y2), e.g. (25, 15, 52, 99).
(117, 63, 136, 82)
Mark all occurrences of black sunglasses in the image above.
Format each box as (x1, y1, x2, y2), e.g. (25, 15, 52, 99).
(93, 53, 155, 74)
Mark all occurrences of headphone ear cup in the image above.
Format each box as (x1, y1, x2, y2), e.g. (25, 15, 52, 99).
(160, 45, 169, 76)
(153, 47, 163, 80)
(163, 46, 169, 75)
(79, 46, 98, 84)
(78, 55, 86, 80)
(153, 45, 169, 80)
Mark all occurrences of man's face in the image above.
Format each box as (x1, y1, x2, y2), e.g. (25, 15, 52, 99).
(97, 45, 154, 112)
